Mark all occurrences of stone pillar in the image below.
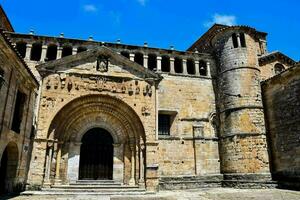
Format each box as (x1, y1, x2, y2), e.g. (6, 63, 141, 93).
(206, 61, 211, 77)
(156, 56, 162, 72)
(43, 145, 53, 187)
(25, 44, 32, 60)
(182, 59, 188, 75)
(55, 144, 62, 184)
(143, 55, 148, 69)
(57, 47, 63, 59)
(67, 142, 81, 183)
(40, 45, 48, 62)
(72, 47, 77, 55)
(195, 60, 200, 76)
(236, 33, 241, 47)
(129, 53, 135, 62)
(138, 144, 145, 186)
(129, 146, 136, 186)
(113, 143, 124, 183)
(170, 57, 175, 74)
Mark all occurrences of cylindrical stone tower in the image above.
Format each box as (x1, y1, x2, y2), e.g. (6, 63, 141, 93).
(211, 28, 272, 187)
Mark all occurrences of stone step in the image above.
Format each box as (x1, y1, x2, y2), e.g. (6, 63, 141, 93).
(22, 190, 146, 196)
(48, 185, 139, 189)
(71, 180, 122, 186)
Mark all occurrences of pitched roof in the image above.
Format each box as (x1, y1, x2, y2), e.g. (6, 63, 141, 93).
(0, 5, 14, 32)
(259, 51, 296, 66)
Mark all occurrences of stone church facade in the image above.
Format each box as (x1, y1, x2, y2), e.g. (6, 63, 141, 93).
(0, 6, 299, 194)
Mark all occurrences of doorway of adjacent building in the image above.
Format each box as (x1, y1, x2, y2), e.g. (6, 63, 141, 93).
(79, 128, 114, 180)
(0, 142, 19, 194)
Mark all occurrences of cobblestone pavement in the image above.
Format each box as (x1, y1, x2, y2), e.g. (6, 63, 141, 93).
(1, 188, 300, 200)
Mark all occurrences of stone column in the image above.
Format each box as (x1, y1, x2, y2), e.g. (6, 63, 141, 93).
(57, 47, 63, 59)
(138, 144, 145, 186)
(129, 146, 136, 186)
(182, 59, 188, 75)
(143, 55, 148, 68)
(72, 47, 77, 55)
(40, 45, 48, 62)
(195, 60, 200, 76)
(156, 56, 162, 72)
(67, 142, 81, 183)
(129, 53, 135, 62)
(170, 57, 175, 74)
(113, 143, 124, 183)
(25, 44, 32, 60)
(206, 61, 211, 77)
(236, 33, 241, 47)
(43, 145, 53, 187)
(55, 144, 62, 184)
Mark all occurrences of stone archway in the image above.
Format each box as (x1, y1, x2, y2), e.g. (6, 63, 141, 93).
(79, 128, 114, 180)
(44, 94, 146, 186)
(0, 142, 19, 194)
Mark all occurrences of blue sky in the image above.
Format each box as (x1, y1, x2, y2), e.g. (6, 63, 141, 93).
(2, 0, 300, 61)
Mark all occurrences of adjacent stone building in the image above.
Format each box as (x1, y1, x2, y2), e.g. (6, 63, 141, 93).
(0, 6, 299, 195)
(0, 6, 38, 194)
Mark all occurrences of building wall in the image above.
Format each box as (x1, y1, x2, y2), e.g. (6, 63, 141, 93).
(262, 64, 300, 189)
(0, 33, 37, 193)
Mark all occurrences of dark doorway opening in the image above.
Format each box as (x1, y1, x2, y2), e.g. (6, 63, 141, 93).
(0, 142, 18, 195)
(79, 128, 114, 180)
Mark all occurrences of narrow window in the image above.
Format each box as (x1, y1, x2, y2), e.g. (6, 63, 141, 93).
(134, 52, 144, 66)
(148, 54, 157, 71)
(199, 60, 207, 76)
(232, 33, 238, 48)
(174, 57, 183, 73)
(11, 90, 27, 133)
(77, 46, 87, 53)
(158, 114, 171, 136)
(0, 68, 4, 90)
(274, 63, 285, 75)
(240, 33, 246, 47)
(161, 56, 170, 72)
(30, 43, 42, 61)
(121, 51, 130, 59)
(62, 45, 73, 57)
(46, 44, 57, 61)
(16, 41, 27, 58)
(187, 59, 195, 75)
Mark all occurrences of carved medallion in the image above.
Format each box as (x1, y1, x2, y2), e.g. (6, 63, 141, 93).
(96, 55, 109, 72)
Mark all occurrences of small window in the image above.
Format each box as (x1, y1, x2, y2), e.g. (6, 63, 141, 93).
(134, 52, 144, 66)
(121, 51, 130, 59)
(158, 114, 171, 136)
(174, 57, 183, 73)
(199, 61, 207, 76)
(240, 33, 246, 47)
(161, 56, 170, 72)
(148, 54, 157, 71)
(77, 46, 87, 53)
(0, 68, 4, 90)
(274, 63, 285, 75)
(62, 45, 73, 57)
(11, 90, 27, 133)
(232, 33, 238, 48)
(46, 44, 57, 61)
(187, 59, 195, 75)
(16, 41, 27, 58)
(30, 43, 42, 61)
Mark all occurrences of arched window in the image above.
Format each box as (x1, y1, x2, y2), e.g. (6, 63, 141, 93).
(240, 33, 246, 47)
(16, 41, 27, 58)
(46, 44, 57, 61)
(174, 57, 183, 73)
(30, 42, 42, 61)
(148, 54, 157, 71)
(77, 46, 87, 53)
(199, 60, 207, 76)
(62, 45, 73, 58)
(274, 63, 285, 75)
(134, 52, 144, 66)
(120, 51, 130, 59)
(232, 33, 238, 48)
(187, 59, 195, 75)
(161, 56, 170, 72)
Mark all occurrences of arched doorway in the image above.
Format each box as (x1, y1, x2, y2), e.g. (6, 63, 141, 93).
(79, 128, 114, 180)
(0, 142, 18, 194)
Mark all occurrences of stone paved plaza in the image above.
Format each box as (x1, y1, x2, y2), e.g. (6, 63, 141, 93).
(1, 188, 300, 200)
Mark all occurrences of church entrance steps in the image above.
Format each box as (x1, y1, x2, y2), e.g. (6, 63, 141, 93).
(72, 180, 122, 186)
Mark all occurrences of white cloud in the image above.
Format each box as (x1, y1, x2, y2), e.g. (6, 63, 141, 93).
(83, 4, 98, 13)
(204, 14, 237, 27)
(137, 0, 147, 6)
